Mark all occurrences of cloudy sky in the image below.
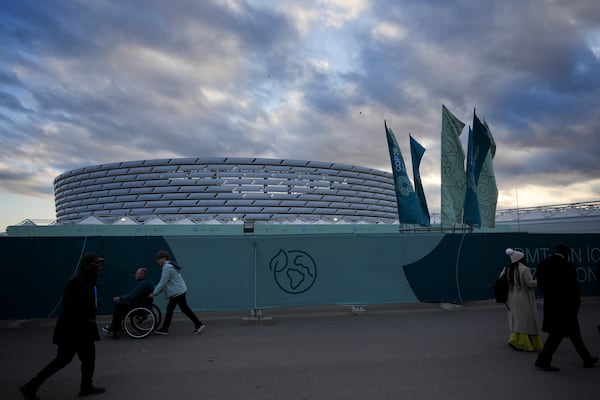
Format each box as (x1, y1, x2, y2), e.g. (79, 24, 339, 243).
(1, 0, 599, 230)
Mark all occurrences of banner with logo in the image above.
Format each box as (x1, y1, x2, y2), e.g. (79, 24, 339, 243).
(385, 122, 430, 226)
(440, 105, 466, 225)
(463, 111, 491, 228)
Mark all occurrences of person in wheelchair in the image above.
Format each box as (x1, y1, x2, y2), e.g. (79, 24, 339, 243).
(102, 268, 154, 339)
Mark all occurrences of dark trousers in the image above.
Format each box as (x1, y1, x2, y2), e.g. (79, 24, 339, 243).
(110, 303, 132, 331)
(161, 292, 202, 331)
(537, 325, 592, 365)
(27, 341, 95, 390)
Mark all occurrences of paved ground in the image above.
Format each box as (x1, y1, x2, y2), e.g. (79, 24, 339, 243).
(2, 301, 599, 400)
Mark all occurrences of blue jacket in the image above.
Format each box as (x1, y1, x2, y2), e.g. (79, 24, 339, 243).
(119, 277, 154, 305)
(153, 261, 187, 299)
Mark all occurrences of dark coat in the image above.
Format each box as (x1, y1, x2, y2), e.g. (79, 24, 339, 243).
(52, 271, 100, 345)
(119, 277, 154, 305)
(536, 253, 581, 336)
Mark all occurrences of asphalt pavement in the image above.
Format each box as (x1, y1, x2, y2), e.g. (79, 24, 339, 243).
(2, 301, 599, 400)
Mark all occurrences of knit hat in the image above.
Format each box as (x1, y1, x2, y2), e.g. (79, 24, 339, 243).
(505, 248, 524, 263)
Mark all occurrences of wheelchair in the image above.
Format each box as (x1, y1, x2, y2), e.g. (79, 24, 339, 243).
(123, 302, 162, 339)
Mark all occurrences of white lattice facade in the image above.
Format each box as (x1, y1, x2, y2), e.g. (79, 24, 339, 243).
(54, 157, 398, 224)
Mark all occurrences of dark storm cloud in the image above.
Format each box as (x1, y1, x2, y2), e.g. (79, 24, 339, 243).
(0, 162, 53, 196)
(0, 166, 29, 181)
(0, 71, 23, 86)
(303, 71, 350, 115)
(0, 91, 29, 112)
(0, 0, 297, 157)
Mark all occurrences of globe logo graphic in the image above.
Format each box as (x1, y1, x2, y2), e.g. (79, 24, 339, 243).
(269, 249, 317, 294)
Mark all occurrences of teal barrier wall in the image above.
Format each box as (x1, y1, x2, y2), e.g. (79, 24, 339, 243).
(403, 233, 600, 302)
(1, 232, 598, 319)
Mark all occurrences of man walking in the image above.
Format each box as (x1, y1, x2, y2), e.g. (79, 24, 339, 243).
(535, 243, 598, 371)
(20, 252, 106, 399)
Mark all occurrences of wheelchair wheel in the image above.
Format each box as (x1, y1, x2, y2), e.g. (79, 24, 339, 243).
(151, 304, 162, 327)
(123, 307, 156, 339)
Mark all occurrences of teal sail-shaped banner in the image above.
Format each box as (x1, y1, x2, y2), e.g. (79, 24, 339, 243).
(385, 122, 430, 226)
(440, 105, 466, 226)
(476, 120, 498, 227)
(463, 111, 491, 228)
(410, 135, 431, 226)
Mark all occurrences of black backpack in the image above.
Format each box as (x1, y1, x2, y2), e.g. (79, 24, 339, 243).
(493, 268, 509, 304)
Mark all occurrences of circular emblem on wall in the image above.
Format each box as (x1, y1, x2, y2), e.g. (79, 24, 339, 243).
(269, 249, 317, 294)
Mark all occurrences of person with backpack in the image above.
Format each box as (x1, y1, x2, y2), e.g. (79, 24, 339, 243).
(503, 248, 542, 352)
(149, 250, 205, 335)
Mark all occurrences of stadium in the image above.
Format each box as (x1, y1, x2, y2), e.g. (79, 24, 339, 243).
(53, 157, 399, 225)
(49, 156, 600, 232)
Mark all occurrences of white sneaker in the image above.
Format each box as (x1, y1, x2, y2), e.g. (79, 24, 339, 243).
(192, 325, 205, 335)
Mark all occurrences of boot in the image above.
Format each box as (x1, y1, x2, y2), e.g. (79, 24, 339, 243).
(584, 356, 599, 368)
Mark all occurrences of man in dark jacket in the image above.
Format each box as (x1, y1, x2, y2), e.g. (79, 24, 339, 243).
(102, 267, 154, 338)
(20, 252, 106, 399)
(535, 243, 598, 371)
